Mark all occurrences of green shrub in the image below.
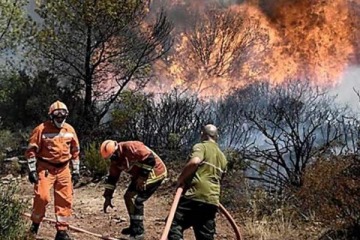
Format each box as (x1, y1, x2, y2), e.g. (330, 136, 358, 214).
(0, 130, 22, 175)
(0, 184, 27, 240)
(83, 142, 109, 179)
(0, 129, 19, 152)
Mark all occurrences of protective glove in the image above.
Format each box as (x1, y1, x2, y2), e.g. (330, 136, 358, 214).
(71, 159, 80, 186)
(135, 177, 147, 191)
(72, 173, 80, 186)
(28, 171, 39, 184)
(103, 197, 114, 213)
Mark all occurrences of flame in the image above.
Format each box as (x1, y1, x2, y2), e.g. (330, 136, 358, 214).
(258, 0, 355, 85)
(147, 0, 360, 97)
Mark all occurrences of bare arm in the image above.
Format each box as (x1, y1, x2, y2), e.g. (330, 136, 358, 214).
(177, 156, 202, 188)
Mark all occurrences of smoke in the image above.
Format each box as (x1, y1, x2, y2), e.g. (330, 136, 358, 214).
(330, 66, 360, 112)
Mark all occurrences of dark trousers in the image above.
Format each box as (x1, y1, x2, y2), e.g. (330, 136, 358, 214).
(168, 197, 218, 240)
(123, 179, 163, 235)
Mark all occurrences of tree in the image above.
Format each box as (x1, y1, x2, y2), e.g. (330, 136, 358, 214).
(31, 0, 173, 133)
(110, 89, 210, 155)
(0, 71, 81, 130)
(0, 0, 29, 53)
(222, 80, 350, 191)
(165, 6, 269, 94)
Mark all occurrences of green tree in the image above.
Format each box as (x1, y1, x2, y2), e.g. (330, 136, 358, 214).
(0, 71, 82, 130)
(31, 0, 172, 132)
(0, 0, 29, 53)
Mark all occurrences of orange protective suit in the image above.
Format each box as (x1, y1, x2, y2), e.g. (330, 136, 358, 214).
(107, 141, 167, 183)
(103, 141, 167, 237)
(25, 120, 80, 231)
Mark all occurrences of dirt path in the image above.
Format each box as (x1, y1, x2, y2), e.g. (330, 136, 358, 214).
(20, 178, 240, 240)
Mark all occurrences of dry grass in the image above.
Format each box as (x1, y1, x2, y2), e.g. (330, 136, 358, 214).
(231, 181, 324, 240)
(244, 208, 298, 240)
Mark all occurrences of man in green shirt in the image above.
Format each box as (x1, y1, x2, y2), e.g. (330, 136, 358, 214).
(168, 124, 228, 240)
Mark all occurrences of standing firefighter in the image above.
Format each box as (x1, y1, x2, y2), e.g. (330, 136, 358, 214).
(168, 124, 228, 240)
(100, 140, 167, 240)
(25, 100, 80, 240)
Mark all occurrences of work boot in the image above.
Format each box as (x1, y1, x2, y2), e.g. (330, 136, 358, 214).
(54, 230, 71, 240)
(121, 227, 132, 235)
(26, 222, 40, 239)
(129, 234, 144, 240)
(30, 222, 40, 234)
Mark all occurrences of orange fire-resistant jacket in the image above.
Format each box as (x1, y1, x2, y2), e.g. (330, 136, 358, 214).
(25, 120, 79, 230)
(108, 141, 167, 185)
(25, 120, 80, 163)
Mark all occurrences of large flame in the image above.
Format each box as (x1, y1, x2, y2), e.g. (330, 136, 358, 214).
(147, 0, 359, 97)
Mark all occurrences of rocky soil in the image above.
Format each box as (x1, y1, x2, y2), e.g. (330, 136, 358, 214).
(5, 174, 241, 240)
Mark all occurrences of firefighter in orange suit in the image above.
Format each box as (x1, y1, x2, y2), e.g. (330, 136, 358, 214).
(100, 140, 167, 240)
(25, 100, 80, 240)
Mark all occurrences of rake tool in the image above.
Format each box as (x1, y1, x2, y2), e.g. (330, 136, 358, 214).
(23, 213, 118, 240)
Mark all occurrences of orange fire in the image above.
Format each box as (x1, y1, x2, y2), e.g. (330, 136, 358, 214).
(147, 0, 359, 97)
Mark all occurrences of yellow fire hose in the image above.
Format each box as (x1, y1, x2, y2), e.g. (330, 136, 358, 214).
(160, 187, 243, 240)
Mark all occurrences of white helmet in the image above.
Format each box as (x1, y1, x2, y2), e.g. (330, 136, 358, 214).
(48, 100, 69, 128)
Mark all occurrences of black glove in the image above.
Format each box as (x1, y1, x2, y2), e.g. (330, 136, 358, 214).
(72, 173, 80, 186)
(28, 171, 39, 184)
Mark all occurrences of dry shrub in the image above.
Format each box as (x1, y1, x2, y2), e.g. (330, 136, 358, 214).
(243, 208, 297, 240)
(221, 149, 248, 210)
(239, 186, 316, 240)
(296, 155, 360, 238)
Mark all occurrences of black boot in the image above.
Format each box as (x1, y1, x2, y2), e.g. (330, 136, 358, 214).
(30, 222, 40, 234)
(121, 227, 132, 235)
(27, 222, 40, 239)
(129, 233, 144, 240)
(54, 230, 71, 240)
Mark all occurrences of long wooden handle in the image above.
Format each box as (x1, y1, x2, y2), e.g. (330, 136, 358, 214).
(219, 204, 243, 240)
(23, 213, 118, 240)
(160, 187, 183, 240)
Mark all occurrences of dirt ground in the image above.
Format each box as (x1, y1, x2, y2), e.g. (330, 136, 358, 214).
(19, 176, 241, 240)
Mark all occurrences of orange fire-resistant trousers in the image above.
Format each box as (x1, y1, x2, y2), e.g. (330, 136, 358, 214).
(30, 162, 73, 231)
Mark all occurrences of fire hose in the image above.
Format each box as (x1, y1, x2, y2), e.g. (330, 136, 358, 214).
(160, 187, 183, 240)
(218, 204, 243, 240)
(160, 187, 243, 240)
(23, 213, 118, 240)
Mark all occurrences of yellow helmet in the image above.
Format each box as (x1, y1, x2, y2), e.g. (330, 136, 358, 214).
(48, 100, 69, 116)
(100, 140, 118, 159)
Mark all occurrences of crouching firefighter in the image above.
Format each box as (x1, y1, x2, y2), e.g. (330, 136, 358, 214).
(100, 140, 167, 240)
(25, 100, 80, 240)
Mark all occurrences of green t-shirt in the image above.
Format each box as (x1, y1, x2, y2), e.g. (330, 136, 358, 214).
(184, 140, 228, 206)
